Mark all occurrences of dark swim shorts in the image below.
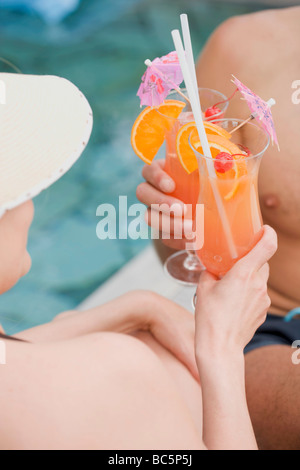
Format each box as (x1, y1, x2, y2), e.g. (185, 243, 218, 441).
(245, 309, 300, 354)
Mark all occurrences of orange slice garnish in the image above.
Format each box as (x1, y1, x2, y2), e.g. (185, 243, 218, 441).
(201, 121, 231, 139)
(177, 127, 237, 174)
(131, 100, 186, 164)
(193, 137, 248, 201)
(194, 135, 243, 158)
(221, 154, 248, 201)
(176, 121, 232, 175)
(176, 121, 248, 200)
(176, 122, 200, 174)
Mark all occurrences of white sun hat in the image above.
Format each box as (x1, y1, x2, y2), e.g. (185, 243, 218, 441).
(0, 73, 93, 217)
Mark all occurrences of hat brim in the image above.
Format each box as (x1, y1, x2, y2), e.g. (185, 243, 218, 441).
(0, 73, 93, 215)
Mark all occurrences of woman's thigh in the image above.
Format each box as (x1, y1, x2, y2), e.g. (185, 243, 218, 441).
(0, 332, 203, 450)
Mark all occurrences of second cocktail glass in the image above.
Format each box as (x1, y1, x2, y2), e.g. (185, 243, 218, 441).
(159, 88, 229, 285)
(191, 118, 270, 278)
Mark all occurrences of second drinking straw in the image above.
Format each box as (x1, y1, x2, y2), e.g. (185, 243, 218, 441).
(180, 14, 199, 95)
(171, 28, 238, 259)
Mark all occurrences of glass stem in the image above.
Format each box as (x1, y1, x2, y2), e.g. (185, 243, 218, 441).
(183, 251, 203, 271)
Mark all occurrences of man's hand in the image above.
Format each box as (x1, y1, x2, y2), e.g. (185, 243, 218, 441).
(136, 160, 193, 250)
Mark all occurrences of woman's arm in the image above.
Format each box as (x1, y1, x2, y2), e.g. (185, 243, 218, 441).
(195, 226, 277, 450)
(14, 291, 162, 342)
(15, 291, 145, 342)
(15, 290, 199, 380)
(198, 350, 256, 450)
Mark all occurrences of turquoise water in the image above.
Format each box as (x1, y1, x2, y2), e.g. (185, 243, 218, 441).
(0, 0, 262, 333)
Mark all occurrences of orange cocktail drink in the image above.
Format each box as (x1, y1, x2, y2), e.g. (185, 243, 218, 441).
(191, 119, 270, 277)
(164, 113, 199, 206)
(159, 88, 228, 206)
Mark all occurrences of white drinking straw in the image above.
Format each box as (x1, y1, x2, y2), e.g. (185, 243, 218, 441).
(180, 14, 199, 94)
(172, 29, 238, 259)
(180, 14, 204, 120)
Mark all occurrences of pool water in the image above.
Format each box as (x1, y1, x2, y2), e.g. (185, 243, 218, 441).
(0, 0, 263, 333)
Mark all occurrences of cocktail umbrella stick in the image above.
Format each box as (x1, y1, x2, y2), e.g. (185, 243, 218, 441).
(230, 98, 275, 135)
(230, 115, 255, 134)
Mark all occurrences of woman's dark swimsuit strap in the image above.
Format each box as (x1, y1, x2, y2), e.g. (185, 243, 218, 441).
(0, 333, 27, 342)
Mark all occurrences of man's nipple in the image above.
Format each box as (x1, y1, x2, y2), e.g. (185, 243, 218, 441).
(262, 194, 281, 209)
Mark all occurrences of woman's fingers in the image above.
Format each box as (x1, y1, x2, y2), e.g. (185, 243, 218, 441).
(231, 225, 278, 275)
(196, 270, 217, 292)
(149, 298, 200, 383)
(142, 160, 175, 193)
(259, 263, 270, 283)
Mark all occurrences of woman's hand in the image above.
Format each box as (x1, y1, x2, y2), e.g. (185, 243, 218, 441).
(137, 292, 199, 381)
(136, 160, 192, 250)
(195, 225, 278, 360)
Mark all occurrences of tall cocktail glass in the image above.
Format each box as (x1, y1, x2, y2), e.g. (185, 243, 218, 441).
(191, 118, 270, 278)
(160, 88, 229, 285)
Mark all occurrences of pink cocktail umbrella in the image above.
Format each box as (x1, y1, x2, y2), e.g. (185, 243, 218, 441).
(137, 51, 186, 107)
(232, 75, 279, 150)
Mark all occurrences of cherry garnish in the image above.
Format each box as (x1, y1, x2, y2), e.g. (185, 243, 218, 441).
(214, 152, 234, 173)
